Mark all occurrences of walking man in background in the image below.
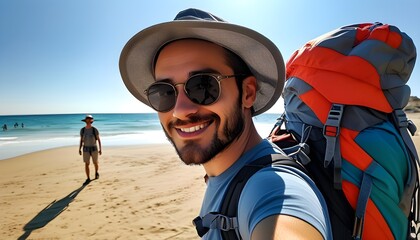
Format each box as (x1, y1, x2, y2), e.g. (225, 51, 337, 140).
(79, 115, 102, 185)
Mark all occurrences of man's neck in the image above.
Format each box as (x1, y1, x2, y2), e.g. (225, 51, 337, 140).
(203, 120, 262, 177)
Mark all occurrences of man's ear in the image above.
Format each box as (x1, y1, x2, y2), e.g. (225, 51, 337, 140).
(242, 76, 257, 109)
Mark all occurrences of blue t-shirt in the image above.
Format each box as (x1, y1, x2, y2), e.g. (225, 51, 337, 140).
(199, 139, 332, 239)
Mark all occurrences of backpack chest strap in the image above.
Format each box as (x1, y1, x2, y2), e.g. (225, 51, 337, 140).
(193, 213, 240, 238)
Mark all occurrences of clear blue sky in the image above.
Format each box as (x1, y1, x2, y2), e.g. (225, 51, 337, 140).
(1, 0, 419, 115)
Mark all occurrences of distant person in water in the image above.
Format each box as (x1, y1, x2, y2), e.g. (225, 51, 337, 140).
(21, 123, 24, 128)
(79, 115, 102, 185)
(2, 124, 7, 131)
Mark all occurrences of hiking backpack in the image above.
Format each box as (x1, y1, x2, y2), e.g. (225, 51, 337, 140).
(193, 22, 419, 240)
(268, 22, 419, 239)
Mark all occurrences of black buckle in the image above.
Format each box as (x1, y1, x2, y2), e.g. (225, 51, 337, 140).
(192, 216, 209, 237)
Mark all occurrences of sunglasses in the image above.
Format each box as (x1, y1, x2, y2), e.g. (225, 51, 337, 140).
(145, 73, 242, 112)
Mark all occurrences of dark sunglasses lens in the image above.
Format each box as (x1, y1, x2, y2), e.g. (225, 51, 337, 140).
(147, 83, 176, 112)
(185, 75, 220, 105)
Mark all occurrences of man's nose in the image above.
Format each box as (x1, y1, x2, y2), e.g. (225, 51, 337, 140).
(172, 87, 199, 119)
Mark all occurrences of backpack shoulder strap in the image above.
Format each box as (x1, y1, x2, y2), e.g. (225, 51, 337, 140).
(193, 153, 306, 239)
(93, 127, 99, 140)
(92, 127, 98, 139)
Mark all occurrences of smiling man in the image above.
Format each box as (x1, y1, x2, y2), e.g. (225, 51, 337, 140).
(119, 8, 332, 240)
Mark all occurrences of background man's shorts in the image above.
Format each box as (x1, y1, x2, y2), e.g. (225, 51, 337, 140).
(83, 146, 98, 164)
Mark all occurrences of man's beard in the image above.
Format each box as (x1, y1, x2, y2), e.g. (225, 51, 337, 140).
(163, 103, 245, 165)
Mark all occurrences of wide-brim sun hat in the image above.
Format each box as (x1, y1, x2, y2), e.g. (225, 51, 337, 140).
(119, 8, 285, 116)
(81, 114, 94, 122)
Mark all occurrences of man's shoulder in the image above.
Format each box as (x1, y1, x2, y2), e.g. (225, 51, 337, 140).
(242, 153, 316, 200)
(92, 126, 99, 133)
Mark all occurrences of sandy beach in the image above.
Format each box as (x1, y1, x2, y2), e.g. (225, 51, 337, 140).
(1, 113, 420, 240)
(0, 144, 205, 240)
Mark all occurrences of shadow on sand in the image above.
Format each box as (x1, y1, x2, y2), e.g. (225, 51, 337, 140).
(18, 181, 92, 240)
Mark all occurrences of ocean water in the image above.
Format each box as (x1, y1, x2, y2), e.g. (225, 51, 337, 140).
(0, 113, 280, 160)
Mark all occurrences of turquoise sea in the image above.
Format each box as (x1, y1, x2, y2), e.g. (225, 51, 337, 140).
(0, 113, 280, 160)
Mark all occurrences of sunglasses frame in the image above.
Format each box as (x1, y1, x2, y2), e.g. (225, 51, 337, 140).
(145, 73, 241, 112)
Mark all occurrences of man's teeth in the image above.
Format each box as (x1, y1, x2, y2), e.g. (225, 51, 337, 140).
(180, 124, 206, 133)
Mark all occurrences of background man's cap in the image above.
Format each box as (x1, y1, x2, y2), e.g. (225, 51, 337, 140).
(81, 115, 94, 122)
(119, 8, 285, 116)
